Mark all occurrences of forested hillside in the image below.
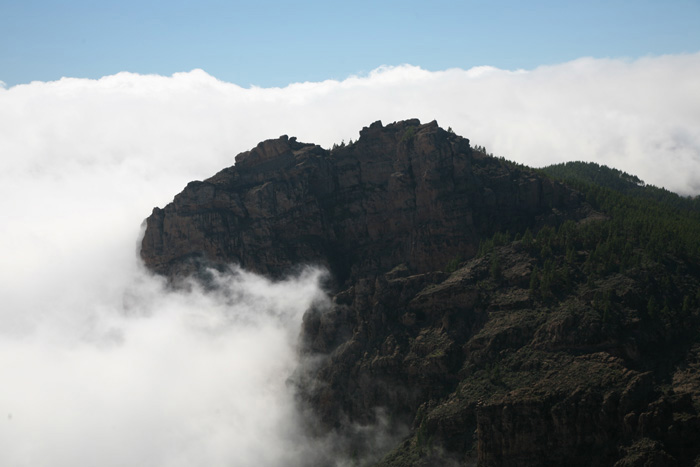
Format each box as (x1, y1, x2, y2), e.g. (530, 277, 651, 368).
(377, 161, 700, 466)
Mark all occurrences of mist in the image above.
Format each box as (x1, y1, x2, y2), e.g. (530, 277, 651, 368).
(1, 54, 699, 466)
(0, 262, 332, 466)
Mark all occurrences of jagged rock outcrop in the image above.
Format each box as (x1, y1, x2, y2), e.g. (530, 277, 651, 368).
(349, 243, 700, 467)
(140, 120, 700, 466)
(141, 119, 581, 284)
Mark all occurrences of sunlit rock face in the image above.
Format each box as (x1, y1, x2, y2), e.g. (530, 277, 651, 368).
(141, 119, 580, 284)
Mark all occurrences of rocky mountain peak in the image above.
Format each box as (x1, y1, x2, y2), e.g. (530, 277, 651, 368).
(140, 121, 700, 465)
(141, 119, 582, 284)
(234, 134, 308, 168)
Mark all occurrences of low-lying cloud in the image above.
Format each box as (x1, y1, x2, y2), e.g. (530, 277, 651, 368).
(0, 264, 329, 467)
(2, 54, 699, 197)
(0, 54, 699, 466)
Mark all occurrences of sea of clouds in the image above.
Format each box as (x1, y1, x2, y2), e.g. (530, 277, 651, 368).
(0, 53, 699, 466)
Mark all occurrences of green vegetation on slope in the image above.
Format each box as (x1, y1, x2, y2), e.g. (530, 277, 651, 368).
(379, 161, 700, 467)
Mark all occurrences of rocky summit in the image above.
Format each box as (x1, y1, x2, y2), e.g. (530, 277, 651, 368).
(141, 120, 700, 466)
(141, 119, 581, 282)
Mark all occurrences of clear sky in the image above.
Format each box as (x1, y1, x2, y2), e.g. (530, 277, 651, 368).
(2, 0, 700, 87)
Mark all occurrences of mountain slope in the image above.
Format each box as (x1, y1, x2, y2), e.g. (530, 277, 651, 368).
(140, 120, 700, 466)
(141, 120, 583, 284)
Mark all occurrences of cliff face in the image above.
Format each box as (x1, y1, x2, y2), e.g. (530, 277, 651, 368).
(141, 119, 579, 284)
(140, 120, 700, 466)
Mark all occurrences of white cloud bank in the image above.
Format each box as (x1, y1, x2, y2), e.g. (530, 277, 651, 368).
(0, 266, 330, 467)
(0, 54, 699, 466)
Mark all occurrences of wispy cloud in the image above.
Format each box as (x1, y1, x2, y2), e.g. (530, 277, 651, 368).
(0, 54, 699, 466)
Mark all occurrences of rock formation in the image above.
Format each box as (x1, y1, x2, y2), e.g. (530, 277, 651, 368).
(141, 120, 700, 466)
(142, 120, 579, 282)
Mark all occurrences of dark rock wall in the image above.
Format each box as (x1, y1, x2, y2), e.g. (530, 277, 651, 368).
(140, 120, 700, 466)
(141, 119, 579, 285)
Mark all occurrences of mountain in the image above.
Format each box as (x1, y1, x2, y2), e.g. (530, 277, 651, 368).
(140, 120, 700, 466)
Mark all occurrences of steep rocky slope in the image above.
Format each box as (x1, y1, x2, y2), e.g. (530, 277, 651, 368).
(141, 119, 581, 284)
(141, 120, 700, 466)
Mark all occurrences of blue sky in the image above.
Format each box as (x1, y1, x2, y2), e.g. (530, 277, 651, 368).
(2, 0, 700, 87)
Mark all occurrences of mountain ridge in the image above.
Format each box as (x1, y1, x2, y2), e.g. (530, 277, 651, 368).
(140, 120, 700, 466)
(141, 119, 585, 285)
